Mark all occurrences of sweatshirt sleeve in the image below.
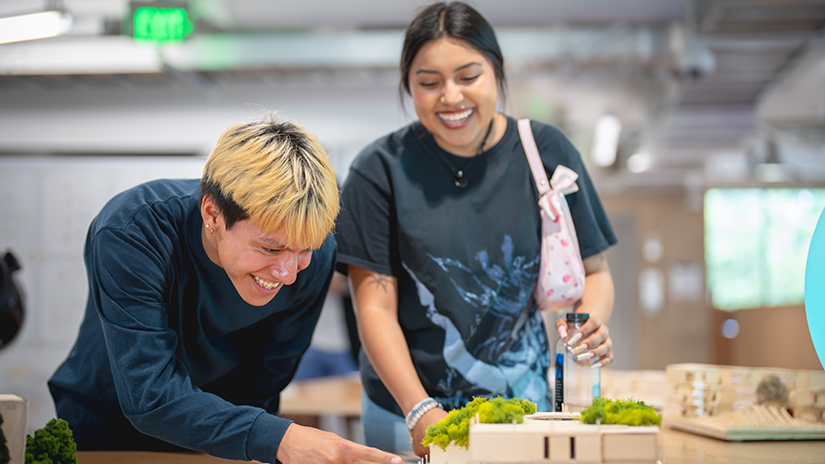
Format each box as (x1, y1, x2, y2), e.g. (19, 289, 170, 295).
(86, 227, 291, 462)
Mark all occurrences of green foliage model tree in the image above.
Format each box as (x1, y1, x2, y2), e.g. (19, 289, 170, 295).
(579, 397, 661, 426)
(25, 419, 77, 464)
(422, 396, 537, 450)
(1, 412, 11, 464)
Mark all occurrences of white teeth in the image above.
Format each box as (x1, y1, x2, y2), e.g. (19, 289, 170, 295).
(439, 109, 473, 121)
(254, 275, 280, 290)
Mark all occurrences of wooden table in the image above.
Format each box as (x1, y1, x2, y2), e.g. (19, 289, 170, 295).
(76, 428, 825, 464)
(278, 373, 362, 417)
(75, 374, 825, 463)
(656, 426, 825, 464)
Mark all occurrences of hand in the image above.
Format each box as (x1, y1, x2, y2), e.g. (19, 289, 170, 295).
(411, 407, 448, 457)
(555, 316, 612, 368)
(277, 423, 402, 464)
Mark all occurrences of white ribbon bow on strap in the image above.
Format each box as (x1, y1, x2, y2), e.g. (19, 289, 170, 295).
(539, 165, 579, 221)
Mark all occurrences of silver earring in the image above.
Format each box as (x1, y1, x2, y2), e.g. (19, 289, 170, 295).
(206, 224, 214, 235)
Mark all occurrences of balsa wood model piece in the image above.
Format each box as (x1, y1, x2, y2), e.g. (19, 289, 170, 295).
(0, 394, 27, 464)
(664, 363, 825, 441)
(424, 413, 659, 464)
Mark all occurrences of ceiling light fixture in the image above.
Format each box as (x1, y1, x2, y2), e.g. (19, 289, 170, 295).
(0, 10, 72, 45)
(591, 114, 622, 167)
(754, 139, 788, 183)
(627, 152, 652, 173)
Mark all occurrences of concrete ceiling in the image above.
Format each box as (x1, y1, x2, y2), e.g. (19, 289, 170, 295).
(0, 0, 824, 189)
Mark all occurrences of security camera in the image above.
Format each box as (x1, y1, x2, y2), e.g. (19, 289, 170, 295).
(677, 41, 716, 80)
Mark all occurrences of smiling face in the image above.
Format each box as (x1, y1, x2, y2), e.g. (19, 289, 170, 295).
(201, 196, 312, 307)
(408, 37, 500, 157)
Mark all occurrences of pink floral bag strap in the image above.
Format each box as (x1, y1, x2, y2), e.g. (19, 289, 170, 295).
(517, 119, 580, 211)
(517, 119, 586, 311)
(518, 119, 551, 199)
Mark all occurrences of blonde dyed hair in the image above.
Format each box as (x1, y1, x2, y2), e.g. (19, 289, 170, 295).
(201, 115, 339, 249)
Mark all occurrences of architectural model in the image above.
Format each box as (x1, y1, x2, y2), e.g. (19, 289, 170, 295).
(664, 363, 825, 441)
(424, 413, 659, 464)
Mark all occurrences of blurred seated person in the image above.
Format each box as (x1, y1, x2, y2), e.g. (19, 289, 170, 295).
(293, 271, 359, 381)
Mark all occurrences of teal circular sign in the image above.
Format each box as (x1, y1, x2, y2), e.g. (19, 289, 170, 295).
(805, 207, 825, 369)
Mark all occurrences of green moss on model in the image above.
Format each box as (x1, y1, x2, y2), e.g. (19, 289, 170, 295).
(579, 397, 661, 426)
(422, 396, 537, 450)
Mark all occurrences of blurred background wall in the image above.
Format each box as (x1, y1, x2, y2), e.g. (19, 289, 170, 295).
(1, 0, 824, 433)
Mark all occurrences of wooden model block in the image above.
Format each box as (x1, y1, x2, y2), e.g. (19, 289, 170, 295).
(810, 372, 825, 390)
(718, 386, 737, 404)
(666, 364, 720, 385)
(718, 367, 766, 388)
(794, 371, 811, 388)
(574, 433, 601, 462)
(469, 423, 546, 462)
(790, 388, 815, 407)
(0, 394, 27, 464)
(548, 436, 569, 461)
(666, 402, 825, 441)
(666, 364, 825, 423)
(602, 433, 658, 462)
(793, 406, 824, 423)
(719, 367, 750, 387)
(427, 420, 659, 464)
(598, 370, 666, 410)
(428, 443, 467, 464)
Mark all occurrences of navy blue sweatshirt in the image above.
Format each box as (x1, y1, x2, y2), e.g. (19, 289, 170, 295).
(49, 178, 336, 462)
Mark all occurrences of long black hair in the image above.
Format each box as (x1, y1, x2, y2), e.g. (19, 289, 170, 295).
(400, 2, 507, 106)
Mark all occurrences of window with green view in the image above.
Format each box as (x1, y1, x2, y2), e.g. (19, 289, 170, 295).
(704, 189, 825, 311)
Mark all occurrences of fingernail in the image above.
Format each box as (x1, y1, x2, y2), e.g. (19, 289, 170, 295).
(573, 344, 588, 354)
(392, 457, 402, 464)
(591, 362, 603, 369)
(590, 356, 601, 363)
(566, 332, 582, 346)
(558, 325, 567, 339)
(576, 352, 593, 361)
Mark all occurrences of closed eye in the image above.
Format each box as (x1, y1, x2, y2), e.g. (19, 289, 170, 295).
(461, 74, 480, 83)
(262, 247, 283, 254)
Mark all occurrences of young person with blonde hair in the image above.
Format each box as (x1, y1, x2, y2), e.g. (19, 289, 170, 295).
(49, 115, 401, 464)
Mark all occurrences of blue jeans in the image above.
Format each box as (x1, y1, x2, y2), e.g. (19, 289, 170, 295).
(292, 348, 357, 381)
(360, 391, 412, 453)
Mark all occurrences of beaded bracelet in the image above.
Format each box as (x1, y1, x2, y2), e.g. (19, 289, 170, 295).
(405, 398, 442, 446)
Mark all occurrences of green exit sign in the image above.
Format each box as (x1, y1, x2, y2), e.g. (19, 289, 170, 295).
(133, 7, 194, 43)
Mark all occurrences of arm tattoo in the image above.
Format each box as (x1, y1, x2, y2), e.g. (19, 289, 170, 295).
(366, 274, 396, 293)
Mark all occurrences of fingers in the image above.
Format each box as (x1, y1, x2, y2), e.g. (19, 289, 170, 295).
(555, 314, 615, 368)
(279, 423, 402, 464)
(570, 317, 607, 352)
(575, 335, 613, 368)
(563, 317, 613, 368)
(413, 407, 448, 457)
(560, 316, 601, 348)
(555, 318, 568, 339)
(349, 445, 402, 464)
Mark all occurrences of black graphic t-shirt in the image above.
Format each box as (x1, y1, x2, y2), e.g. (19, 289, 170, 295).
(336, 116, 617, 416)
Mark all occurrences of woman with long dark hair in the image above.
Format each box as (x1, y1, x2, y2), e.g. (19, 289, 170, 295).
(337, 2, 618, 456)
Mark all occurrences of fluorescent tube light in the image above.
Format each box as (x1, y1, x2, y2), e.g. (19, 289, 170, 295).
(0, 10, 73, 45)
(591, 114, 622, 167)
